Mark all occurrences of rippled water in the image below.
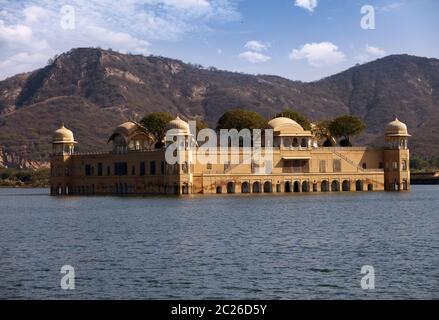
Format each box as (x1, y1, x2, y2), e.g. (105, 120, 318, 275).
(0, 186, 438, 299)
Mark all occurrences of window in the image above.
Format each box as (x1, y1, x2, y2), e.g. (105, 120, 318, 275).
(392, 161, 398, 171)
(140, 162, 146, 176)
(85, 165, 92, 176)
(301, 138, 307, 148)
(207, 163, 212, 170)
(319, 160, 326, 173)
(362, 163, 367, 169)
(150, 161, 156, 175)
(97, 163, 103, 176)
(333, 159, 341, 172)
(114, 162, 128, 176)
(402, 160, 407, 171)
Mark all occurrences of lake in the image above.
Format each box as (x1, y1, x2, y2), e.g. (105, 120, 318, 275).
(0, 186, 438, 299)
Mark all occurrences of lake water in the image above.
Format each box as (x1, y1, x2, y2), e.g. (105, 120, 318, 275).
(0, 186, 438, 299)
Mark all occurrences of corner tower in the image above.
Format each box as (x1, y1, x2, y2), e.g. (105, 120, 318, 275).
(50, 124, 77, 195)
(384, 118, 410, 191)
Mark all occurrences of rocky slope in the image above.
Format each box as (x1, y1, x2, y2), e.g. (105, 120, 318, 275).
(0, 48, 438, 168)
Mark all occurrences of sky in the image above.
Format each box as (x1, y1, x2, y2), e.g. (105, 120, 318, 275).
(0, 0, 438, 81)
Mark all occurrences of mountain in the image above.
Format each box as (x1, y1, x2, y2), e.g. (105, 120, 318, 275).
(0, 48, 438, 168)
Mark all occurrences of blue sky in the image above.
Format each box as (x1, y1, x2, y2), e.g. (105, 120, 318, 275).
(0, 0, 438, 81)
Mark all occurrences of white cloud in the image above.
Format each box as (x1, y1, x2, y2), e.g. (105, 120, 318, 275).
(239, 51, 271, 63)
(365, 45, 385, 56)
(84, 25, 150, 55)
(357, 45, 386, 63)
(244, 40, 270, 52)
(294, 0, 318, 12)
(379, 2, 404, 12)
(0, 0, 241, 80)
(289, 42, 345, 67)
(0, 52, 52, 79)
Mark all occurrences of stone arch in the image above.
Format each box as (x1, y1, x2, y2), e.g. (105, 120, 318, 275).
(302, 181, 309, 192)
(241, 182, 250, 194)
(312, 182, 318, 192)
(227, 182, 235, 194)
(321, 180, 329, 192)
(301, 138, 307, 148)
(285, 181, 292, 193)
(356, 180, 363, 191)
(367, 183, 373, 191)
(252, 181, 261, 193)
(342, 180, 350, 191)
(263, 181, 272, 193)
(331, 180, 340, 192)
(293, 181, 300, 192)
(216, 186, 222, 194)
(402, 179, 408, 191)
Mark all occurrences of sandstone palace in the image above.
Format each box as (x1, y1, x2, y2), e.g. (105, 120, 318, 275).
(50, 116, 410, 196)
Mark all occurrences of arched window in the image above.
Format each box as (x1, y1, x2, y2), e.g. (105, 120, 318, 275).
(241, 182, 250, 194)
(321, 180, 329, 192)
(227, 182, 235, 194)
(285, 181, 291, 193)
(312, 183, 318, 192)
(301, 138, 307, 148)
(367, 184, 373, 191)
(252, 182, 261, 193)
(356, 180, 363, 191)
(331, 180, 340, 192)
(302, 181, 309, 192)
(402, 160, 407, 171)
(292, 138, 299, 148)
(263, 181, 272, 193)
(293, 181, 300, 192)
(342, 180, 350, 192)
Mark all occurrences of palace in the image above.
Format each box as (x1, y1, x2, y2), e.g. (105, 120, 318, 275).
(50, 116, 410, 196)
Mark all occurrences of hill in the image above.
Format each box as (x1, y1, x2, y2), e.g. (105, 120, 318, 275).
(0, 48, 438, 168)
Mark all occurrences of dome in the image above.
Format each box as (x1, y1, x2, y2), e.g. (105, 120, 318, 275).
(52, 124, 76, 144)
(268, 117, 304, 132)
(385, 118, 410, 136)
(113, 121, 138, 137)
(166, 116, 190, 134)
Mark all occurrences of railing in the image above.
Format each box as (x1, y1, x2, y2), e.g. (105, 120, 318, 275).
(317, 147, 370, 151)
(332, 150, 365, 172)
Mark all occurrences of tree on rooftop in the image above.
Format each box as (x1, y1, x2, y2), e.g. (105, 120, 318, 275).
(216, 109, 268, 131)
(329, 115, 366, 147)
(140, 112, 174, 148)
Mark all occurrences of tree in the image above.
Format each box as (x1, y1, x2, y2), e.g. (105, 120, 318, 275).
(140, 112, 174, 147)
(329, 115, 366, 146)
(275, 110, 312, 130)
(194, 118, 208, 133)
(216, 109, 268, 131)
(312, 120, 335, 147)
